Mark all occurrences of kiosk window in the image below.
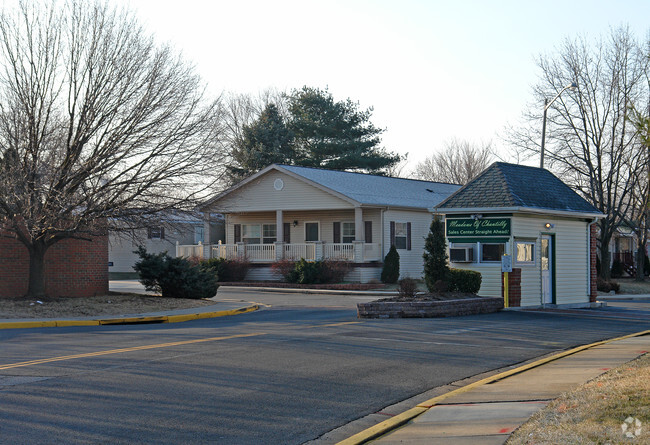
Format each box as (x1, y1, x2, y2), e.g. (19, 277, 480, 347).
(515, 241, 535, 265)
(481, 243, 504, 262)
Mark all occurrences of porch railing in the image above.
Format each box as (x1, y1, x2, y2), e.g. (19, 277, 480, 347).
(323, 243, 354, 261)
(284, 243, 315, 261)
(177, 242, 382, 263)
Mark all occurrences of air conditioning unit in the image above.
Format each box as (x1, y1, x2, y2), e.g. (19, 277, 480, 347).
(449, 247, 474, 262)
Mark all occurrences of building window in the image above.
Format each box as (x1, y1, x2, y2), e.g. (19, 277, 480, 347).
(342, 222, 355, 243)
(305, 222, 319, 241)
(148, 227, 165, 240)
(515, 241, 535, 265)
(262, 224, 277, 244)
(481, 243, 504, 262)
(394, 222, 408, 250)
(242, 224, 261, 244)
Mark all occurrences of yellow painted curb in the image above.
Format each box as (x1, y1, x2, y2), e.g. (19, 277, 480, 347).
(337, 328, 650, 445)
(0, 305, 260, 330)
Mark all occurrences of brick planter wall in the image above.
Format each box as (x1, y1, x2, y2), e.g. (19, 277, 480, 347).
(0, 234, 108, 298)
(501, 268, 521, 307)
(357, 297, 503, 319)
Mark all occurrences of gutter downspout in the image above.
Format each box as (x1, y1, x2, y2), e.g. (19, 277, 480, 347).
(587, 218, 598, 301)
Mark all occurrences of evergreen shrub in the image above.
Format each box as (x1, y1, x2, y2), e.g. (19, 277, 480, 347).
(381, 245, 400, 283)
(447, 268, 482, 293)
(133, 247, 218, 299)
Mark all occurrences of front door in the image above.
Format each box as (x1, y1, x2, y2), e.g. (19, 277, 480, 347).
(541, 235, 553, 304)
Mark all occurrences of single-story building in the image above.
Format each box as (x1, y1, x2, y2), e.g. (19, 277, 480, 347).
(436, 162, 604, 307)
(109, 211, 224, 277)
(196, 164, 461, 282)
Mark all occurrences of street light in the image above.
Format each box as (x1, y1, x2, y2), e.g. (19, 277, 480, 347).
(540, 82, 578, 169)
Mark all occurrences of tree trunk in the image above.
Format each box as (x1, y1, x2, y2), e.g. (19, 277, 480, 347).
(636, 244, 646, 282)
(599, 240, 611, 280)
(27, 242, 48, 297)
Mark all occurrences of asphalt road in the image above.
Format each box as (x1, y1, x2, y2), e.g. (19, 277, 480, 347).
(1, 290, 649, 444)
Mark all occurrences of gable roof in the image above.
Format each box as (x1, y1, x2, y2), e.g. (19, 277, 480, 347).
(436, 162, 602, 217)
(202, 164, 461, 211)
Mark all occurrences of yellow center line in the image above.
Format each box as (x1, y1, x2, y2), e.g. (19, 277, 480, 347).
(306, 321, 362, 328)
(0, 332, 265, 371)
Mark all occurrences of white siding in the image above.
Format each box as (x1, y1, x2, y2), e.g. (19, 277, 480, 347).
(108, 233, 177, 273)
(383, 209, 433, 279)
(226, 209, 382, 245)
(212, 171, 353, 212)
(448, 214, 590, 305)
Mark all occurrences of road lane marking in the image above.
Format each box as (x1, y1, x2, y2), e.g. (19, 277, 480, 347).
(0, 332, 266, 371)
(302, 321, 362, 329)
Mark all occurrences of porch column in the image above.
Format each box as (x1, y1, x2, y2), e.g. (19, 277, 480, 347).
(354, 206, 364, 241)
(203, 213, 212, 259)
(276, 210, 283, 243)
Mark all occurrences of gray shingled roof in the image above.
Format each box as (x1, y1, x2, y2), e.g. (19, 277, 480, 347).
(436, 162, 601, 214)
(278, 165, 461, 209)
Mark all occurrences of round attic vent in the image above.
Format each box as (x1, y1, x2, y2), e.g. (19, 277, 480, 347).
(273, 178, 284, 191)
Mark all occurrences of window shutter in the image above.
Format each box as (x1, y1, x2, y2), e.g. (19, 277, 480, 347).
(364, 221, 372, 243)
(234, 224, 241, 243)
(333, 222, 341, 243)
(390, 221, 395, 247)
(160, 227, 165, 240)
(147, 227, 152, 239)
(406, 222, 411, 251)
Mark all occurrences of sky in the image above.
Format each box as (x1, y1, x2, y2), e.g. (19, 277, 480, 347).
(110, 1, 650, 169)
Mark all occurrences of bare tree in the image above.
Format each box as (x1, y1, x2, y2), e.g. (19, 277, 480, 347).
(506, 27, 650, 279)
(628, 106, 650, 280)
(413, 139, 493, 184)
(0, 1, 226, 296)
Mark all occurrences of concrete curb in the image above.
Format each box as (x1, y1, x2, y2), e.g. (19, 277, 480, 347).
(0, 304, 260, 330)
(336, 328, 650, 445)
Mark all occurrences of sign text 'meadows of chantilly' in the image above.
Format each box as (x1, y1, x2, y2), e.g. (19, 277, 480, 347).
(446, 218, 511, 237)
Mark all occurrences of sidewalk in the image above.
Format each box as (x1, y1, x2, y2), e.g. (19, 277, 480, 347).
(339, 331, 650, 444)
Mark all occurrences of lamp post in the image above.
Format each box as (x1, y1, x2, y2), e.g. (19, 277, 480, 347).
(540, 82, 578, 169)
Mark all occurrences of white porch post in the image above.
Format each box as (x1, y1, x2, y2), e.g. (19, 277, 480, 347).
(354, 206, 364, 241)
(203, 214, 211, 259)
(276, 210, 283, 243)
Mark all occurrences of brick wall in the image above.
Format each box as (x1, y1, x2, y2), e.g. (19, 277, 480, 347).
(501, 268, 521, 307)
(590, 223, 598, 302)
(0, 234, 108, 298)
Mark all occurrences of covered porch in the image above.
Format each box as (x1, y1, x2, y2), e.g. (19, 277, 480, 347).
(177, 207, 383, 263)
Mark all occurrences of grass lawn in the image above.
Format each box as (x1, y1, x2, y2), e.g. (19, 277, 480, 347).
(507, 353, 649, 444)
(615, 277, 650, 294)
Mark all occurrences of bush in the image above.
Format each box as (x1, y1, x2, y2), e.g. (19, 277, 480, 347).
(381, 245, 400, 283)
(597, 277, 620, 293)
(611, 258, 624, 278)
(321, 259, 350, 283)
(201, 257, 249, 282)
(398, 277, 418, 298)
(271, 259, 296, 281)
(287, 258, 323, 284)
(423, 217, 449, 292)
(447, 268, 482, 293)
(133, 247, 218, 299)
(272, 258, 351, 284)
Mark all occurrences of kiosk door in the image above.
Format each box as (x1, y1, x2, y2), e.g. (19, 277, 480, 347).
(541, 235, 553, 304)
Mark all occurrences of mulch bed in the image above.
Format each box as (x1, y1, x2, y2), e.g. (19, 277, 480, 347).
(377, 292, 480, 302)
(218, 281, 386, 290)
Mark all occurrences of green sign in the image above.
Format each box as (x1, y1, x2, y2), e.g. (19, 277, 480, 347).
(446, 218, 511, 237)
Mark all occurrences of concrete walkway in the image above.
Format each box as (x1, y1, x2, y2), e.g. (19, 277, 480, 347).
(340, 332, 650, 444)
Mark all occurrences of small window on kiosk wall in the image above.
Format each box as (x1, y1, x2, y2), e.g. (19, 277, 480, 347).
(515, 241, 535, 265)
(481, 243, 504, 262)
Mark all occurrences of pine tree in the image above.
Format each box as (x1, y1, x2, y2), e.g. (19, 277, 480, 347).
(423, 217, 449, 291)
(228, 103, 294, 183)
(287, 86, 401, 174)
